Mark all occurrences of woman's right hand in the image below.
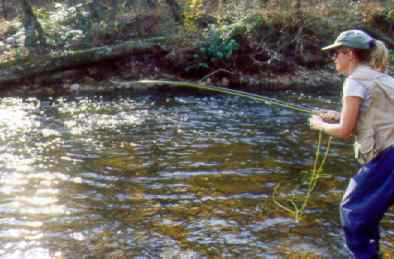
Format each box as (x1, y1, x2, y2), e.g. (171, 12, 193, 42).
(319, 110, 340, 123)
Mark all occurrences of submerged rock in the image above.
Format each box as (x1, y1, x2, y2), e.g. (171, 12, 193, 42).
(70, 83, 80, 92)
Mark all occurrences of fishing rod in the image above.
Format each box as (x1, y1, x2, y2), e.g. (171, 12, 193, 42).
(138, 79, 332, 222)
(138, 80, 317, 115)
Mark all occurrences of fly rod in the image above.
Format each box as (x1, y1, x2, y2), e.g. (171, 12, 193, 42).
(139, 79, 332, 222)
(138, 80, 317, 115)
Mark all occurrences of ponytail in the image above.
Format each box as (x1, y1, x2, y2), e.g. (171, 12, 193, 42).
(369, 40, 389, 72)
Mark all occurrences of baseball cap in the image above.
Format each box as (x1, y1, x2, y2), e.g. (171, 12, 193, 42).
(322, 30, 374, 51)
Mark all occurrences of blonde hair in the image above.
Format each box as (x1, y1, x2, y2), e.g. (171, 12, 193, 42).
(369, 40, 389, 72)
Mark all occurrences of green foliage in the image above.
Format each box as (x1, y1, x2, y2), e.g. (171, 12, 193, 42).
(199, 24, 238, 60)
(241, 15, 265, 36)
(184, 0, 204, 32)
(0, 0, 392, 68)
(32, 3, 87, 47)
(390, 50, 394, 64)
(14, 47, 21, 63)
(25, 2, 123, 49)
(3, 22, 19, 37)
(199, 15, 263, 60)
(358, 3, 394, 34)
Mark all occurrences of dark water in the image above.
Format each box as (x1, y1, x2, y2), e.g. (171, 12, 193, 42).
(0, 90, 393, 258)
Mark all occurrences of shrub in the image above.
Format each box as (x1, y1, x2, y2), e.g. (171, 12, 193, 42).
(199, 24, 239, 60)
(199, 14, 264, 61)
(184, 0, 204, 32)
(358, 2, 394, 34)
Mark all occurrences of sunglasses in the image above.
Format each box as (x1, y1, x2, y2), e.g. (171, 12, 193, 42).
(330, 48, 350, 59)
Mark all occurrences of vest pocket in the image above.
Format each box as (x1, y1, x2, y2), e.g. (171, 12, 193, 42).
(354, 129, 376, 164)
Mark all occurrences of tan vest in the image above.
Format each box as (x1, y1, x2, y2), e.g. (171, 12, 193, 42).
(350, 70, 394, 164)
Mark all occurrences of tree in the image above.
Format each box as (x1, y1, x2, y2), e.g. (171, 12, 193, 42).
(18, 0, 47, 50)
(88, 0, 105, 21)
(2, 0, 7, 19)
(146, 0, 158, 8)
(165, 0, 183, 23)
(294, 0, 302, 20)
(109, 0, 118, 31)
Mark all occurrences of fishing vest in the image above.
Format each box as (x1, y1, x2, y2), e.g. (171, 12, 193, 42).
(349, 69, 394, 164)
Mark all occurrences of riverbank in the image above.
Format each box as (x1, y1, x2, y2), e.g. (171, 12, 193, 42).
(0, 1, 393, 96)
(0, 30, 391, 97)
(0, 45, 343, 97)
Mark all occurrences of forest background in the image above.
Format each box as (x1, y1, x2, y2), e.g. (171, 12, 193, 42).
(0, 0, 393, 93)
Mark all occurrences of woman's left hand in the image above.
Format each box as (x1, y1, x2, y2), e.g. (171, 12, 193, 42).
(309, 115, 325, 131)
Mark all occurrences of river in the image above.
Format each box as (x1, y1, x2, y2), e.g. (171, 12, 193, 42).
(0, 88, 393, 258)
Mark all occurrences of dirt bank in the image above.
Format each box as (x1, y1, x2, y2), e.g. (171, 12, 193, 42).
(0, 42, 345, 97)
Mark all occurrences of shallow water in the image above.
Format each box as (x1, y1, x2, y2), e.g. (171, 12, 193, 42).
(0, 89, 393, 258)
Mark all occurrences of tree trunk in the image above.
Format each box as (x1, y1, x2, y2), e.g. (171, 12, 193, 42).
(294, 0, 302, 20)
(109, 0, 118, 30)
(0, 37, 173, 87)
(2, 0, 7, 19)
(18, 0, 47, 49)
(165, 0, 183, 23)
(146, 0, 158, 8)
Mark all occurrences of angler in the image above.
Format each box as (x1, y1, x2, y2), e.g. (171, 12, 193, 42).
(309, 29, 394, 258)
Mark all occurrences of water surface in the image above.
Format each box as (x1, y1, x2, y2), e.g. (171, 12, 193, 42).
(0, 89, 393, 258)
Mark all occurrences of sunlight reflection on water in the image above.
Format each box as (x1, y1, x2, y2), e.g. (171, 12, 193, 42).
(0, 93, 391, 258)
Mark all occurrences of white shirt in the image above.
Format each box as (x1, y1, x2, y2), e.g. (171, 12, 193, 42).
(343, 65, 376, 112)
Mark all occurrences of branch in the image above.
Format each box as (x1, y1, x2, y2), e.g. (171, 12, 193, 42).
(0, 37, 175, 87)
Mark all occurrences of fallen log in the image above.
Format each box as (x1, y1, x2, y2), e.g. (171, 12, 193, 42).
(0, 37, 173, 87)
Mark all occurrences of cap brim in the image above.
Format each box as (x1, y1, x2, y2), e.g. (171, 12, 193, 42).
(321, 42, 343, 51)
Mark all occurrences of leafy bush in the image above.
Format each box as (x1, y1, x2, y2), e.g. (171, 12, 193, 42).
(199, 24, 238, 60)
(199, 15, 263, 60)
(357, 2, 393, 31)
(184, 0, 203, 30)
(0, 20, 19, 38)
(33, 3, 88, 47)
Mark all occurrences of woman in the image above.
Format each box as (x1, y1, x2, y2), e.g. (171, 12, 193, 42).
(309, 29, 394, 258)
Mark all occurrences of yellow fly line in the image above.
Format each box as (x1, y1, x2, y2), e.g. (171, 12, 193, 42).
(138, 79, 333, 222)
(139, 79, 316, 114)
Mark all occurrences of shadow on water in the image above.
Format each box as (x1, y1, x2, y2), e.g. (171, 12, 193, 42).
(0, 89, 393, 258)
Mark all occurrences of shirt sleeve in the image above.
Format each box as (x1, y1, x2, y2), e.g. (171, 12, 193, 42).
(343, 78, 368, 99)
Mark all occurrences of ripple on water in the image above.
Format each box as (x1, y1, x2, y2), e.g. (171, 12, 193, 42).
(0, 93, 385, 258)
